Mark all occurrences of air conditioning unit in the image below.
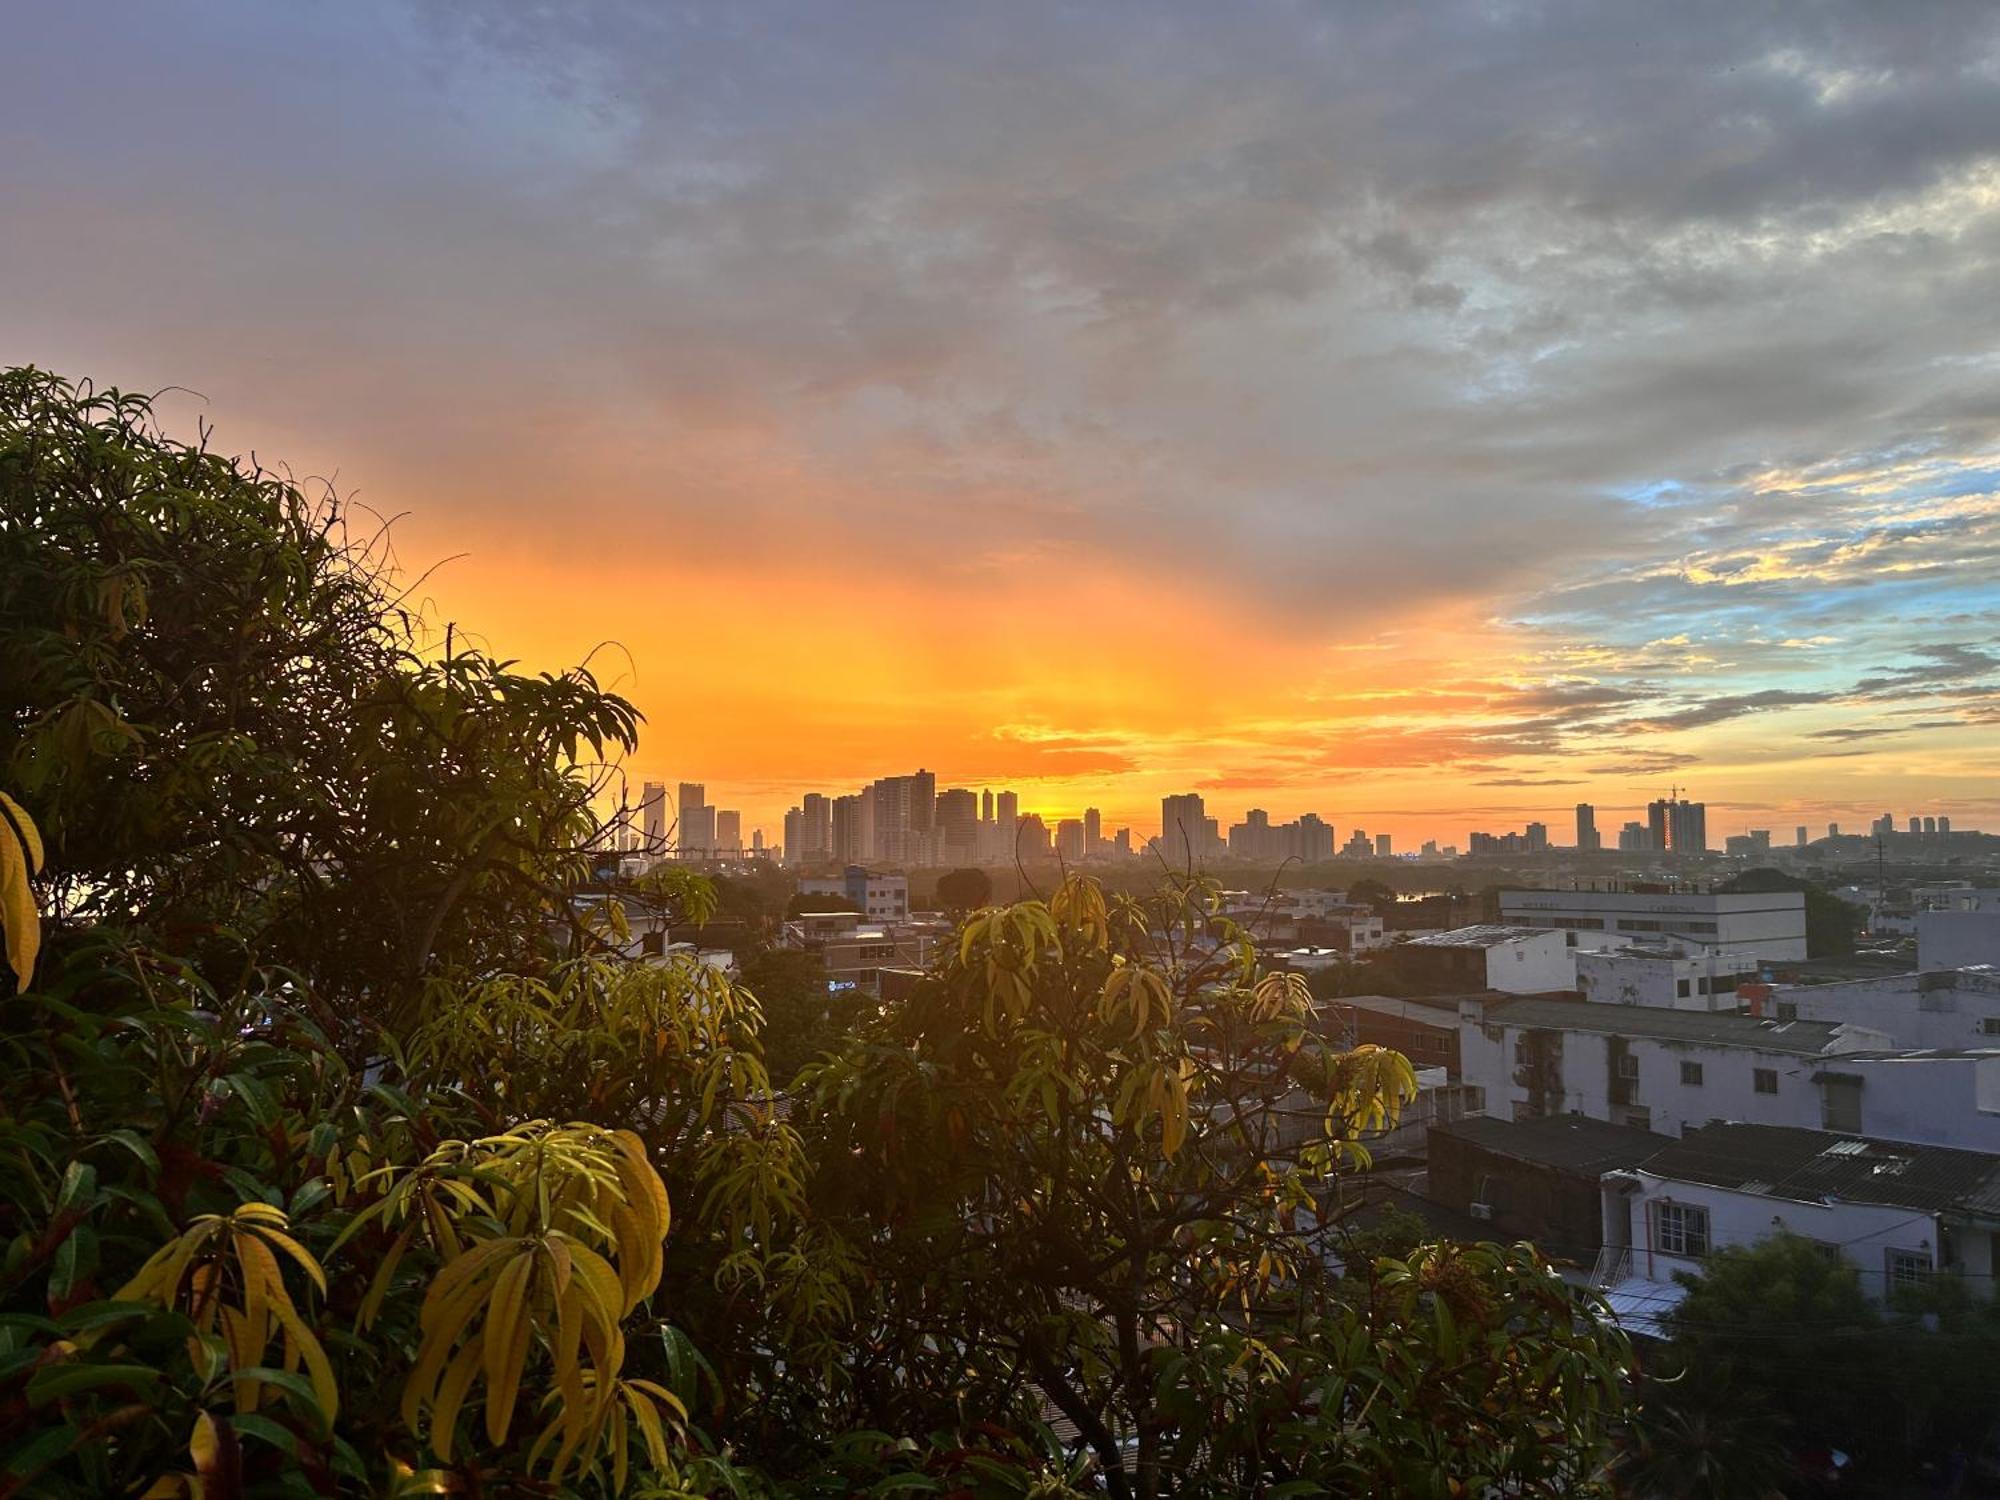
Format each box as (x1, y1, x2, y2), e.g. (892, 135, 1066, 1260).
(1468, 1202, 1494, 1221)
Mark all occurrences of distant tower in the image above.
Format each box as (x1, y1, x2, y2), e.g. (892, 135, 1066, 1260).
(1374, 833, 1393, 858)
(1574, 803, 1600, 852)
(640, 782, 667, 849)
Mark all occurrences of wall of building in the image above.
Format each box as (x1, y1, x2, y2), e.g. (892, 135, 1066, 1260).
(1781, 970, 2000, 1051)
(1459, 1019, 1851, 1137)
(1428, 1132, 1610, 1258)
(1575, 948, 1761, 1011)
(1919, 910, 2000, 969)
(1817, 1054, 2000, 1152)
(1606, 1176, 1943, 1303)
(1499, 890, 1807, 960)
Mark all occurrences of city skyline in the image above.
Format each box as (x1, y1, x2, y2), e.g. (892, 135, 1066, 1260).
(8, 6, 2000, 845)
(646, 765, 1977, 861)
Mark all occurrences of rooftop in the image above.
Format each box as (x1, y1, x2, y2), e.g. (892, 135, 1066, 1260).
(1490, 995, 1855, 1055)
(1408, 924, 1559, 949)
(1433, 1114, 1665, 1174)
(1636, 1122, 2000, 1214)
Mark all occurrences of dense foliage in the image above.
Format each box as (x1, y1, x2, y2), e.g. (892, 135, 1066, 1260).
(0, 369, 1635, 1496)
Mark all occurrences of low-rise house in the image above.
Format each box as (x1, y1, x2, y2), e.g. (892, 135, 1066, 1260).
(1458, 994, 1889, 1136)
(1595, 1123, 2000, 1324)
(1429, 1115, 1663, 1263)
(1390, 925, 1574, 995)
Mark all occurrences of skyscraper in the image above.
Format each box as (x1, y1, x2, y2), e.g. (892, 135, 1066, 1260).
(1056, 818, 1085, 862)
(782, 807, 803, 866)
(1375, 832, 1393, 858)
(641, 781, 668, 849)
(714, 810, 741, 853)
(1160, 793, 1206, 864)
(1647, 797, 1707, 854)
(801, 792, 831, 865)
(936, 788, 979, 861)
(676, 783, 709, 856)
(982, 789, 995, 823)
(1574, 803, 1599, 852)
(1083, 806, 1102, 856)
(832, 794, 868, 864)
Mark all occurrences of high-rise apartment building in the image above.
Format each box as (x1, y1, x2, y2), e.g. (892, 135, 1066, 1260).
(801, 793, 832, 865)
(831, 794, 868, 864)
(641, 782, 668, 849)
(1160, 793, 1207, 864)
(782, 807, 803, 865)
(1056, 818, 1086, 862)
(982, 789, 995, 823)
(1375, 833, 1393, 858)
(1796, 826, 1809, 847)
(1574, 803, 1599, 852)
(936, 788, 979, 862)
(1524, 822, 1548, 853)
(714, 810, 741, 853)
(1647, 797, 1707, 854)
(1083, 807, 1102, 856)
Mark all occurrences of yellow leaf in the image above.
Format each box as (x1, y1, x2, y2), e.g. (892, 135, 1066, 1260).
(0, 791, 41, 991)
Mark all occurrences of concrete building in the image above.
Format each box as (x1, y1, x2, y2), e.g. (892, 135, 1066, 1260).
(1646, 797, 1708, 855)
(1575, 803, 1600, 852)
(1392, 926, 1574, 995)
(798, 793, 831, 866)
(1375, 833, 1394, 858)
(1160, 793, 1208, 865)
(935, 788, 979, 864)
(640, 782, 668, 849)
(798, 865, 910, 922)
(1916, 891, 2000, 968)
(1499, 888, 1807, 961)
(1457, 995, 1890, 1136)
(713, 810, 741, 855)
(779, 911, 937, 995)
(1575, 945, 1766, 1012)
(1811, 1051, 2000, 1152)
(1595, 1123, 2000, 1318)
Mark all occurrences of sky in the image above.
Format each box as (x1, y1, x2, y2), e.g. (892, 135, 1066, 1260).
(5, 2, 2000, 848)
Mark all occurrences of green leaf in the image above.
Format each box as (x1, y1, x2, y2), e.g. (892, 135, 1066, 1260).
(26, 1360, 164, 1405)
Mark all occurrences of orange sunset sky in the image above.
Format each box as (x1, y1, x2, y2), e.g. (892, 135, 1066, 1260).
(6, 4, 2000, 848)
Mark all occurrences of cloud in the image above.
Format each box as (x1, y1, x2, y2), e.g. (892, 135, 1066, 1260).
(5, 3, 2000, 831)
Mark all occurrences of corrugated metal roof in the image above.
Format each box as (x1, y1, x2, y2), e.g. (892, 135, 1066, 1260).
(1637, 1122, 2000, 1213)
(1408, 925, 1560, 948)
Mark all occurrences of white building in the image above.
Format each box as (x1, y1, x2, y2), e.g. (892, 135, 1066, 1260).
(1574, 944, 1766, 1012)
(1458, 995, 1888, 1137)
(1395, 926, 1575, 994)
(1810, 1051, 2000, 1152)
(1775, 968, 2000, 1051)
(1498, 888, 1807, 961)
(1595, 1123, 2000, 1325)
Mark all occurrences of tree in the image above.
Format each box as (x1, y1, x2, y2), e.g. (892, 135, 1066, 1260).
(1660, 1233, 1880, 1452)
(0, 368, 654, 1044)
(788, 874, 1633, 1496)
(935, 865, 993, 914)
(1715, 869, 1864, 958)
(1344, 877, 1398, 915)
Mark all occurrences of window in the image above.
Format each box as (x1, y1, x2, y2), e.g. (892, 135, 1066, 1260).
(1616, 1053, 1640, 1080)
(1680, 1060, 1704, 1086)
(1777, 1001, 1798, 1022)
(1983, 1018, 2000, 1037)
(1885, 1248, 1932, 1291)
(1677, 979, 1691, 998)
(1754, 1068, 1779, 1094)
(1654, 1202, 1710, 1258)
